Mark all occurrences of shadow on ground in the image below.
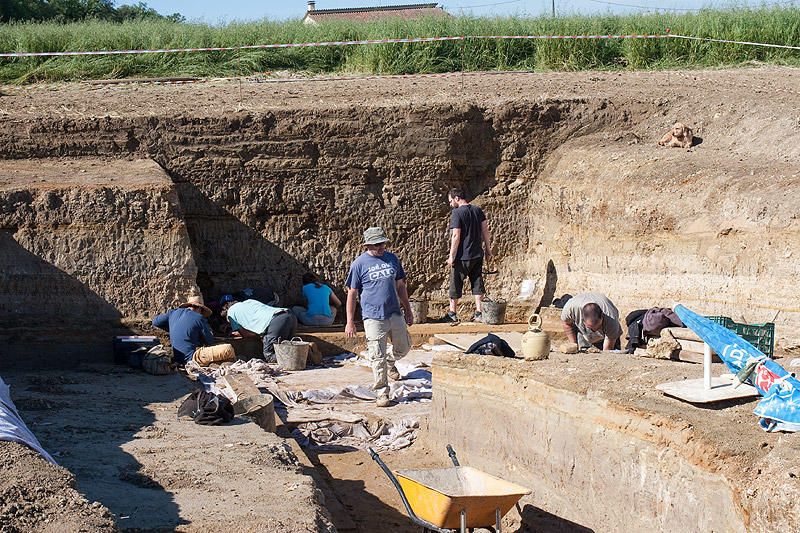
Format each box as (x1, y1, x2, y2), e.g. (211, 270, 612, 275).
(516, 503, 595, 532)
(4, 367, 192, 530)
(305, 447, 415, 533)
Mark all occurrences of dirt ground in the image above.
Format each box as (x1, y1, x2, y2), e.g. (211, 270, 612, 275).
(2, 66, 799, 118)
(2, 365, 334, 532)
(3, 332, 799, 532)
(2, 66, 800, 531)
(275, 348, 440, 533)
(0, 441, 115, 532)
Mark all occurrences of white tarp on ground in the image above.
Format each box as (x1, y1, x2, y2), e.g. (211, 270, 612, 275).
(292, 417, 420, 452)
(0, 375, 56, 464)
(288, 357, 432, 451)
(183, 351, 434, 450)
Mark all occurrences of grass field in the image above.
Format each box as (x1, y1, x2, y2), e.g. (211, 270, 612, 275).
(0, 7, 799, 83)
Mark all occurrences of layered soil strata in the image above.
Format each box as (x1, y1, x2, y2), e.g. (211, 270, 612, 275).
(0, 67, 798, 360)
(0, 158, 197, 323)
(424, 352, 800, 532)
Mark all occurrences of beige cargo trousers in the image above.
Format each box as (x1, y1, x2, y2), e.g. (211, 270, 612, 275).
(364, 313, 412, 397)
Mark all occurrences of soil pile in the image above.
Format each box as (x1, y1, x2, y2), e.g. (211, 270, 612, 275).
(0, 441, 116, 532)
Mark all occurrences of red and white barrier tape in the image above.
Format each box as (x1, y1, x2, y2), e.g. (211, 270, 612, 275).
(668, 33, 800, 51)
(469, 33, 668, 40)
(1, 32, 797, 59)
(0, 34, 668, 58)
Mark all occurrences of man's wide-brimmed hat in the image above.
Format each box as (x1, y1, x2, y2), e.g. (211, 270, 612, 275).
(179, 295, 212, 318)
(363, 227, 389, 245)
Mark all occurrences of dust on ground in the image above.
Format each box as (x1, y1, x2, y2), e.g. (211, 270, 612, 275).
(0, 441, 115, 533)
(2, 66, 800, 531)
(2, 365, 334, 532)
(2, 66, 800, 119)
(435, 350, 800, 481)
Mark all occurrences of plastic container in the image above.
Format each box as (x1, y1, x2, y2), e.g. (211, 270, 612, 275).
(481, 299, 507, 325)
(274, 337, 310, 370)
(394, 466, 531, 529)
(113, 336, 160, 366)
(706, 316, 775, 357)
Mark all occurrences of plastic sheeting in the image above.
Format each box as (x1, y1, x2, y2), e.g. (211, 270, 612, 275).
(675, 305, 800, 432)
(292, 417, 420, 451)
(0, 375, 57, 464)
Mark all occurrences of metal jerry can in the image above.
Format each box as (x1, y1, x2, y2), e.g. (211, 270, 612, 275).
(522, 314, 550, 361)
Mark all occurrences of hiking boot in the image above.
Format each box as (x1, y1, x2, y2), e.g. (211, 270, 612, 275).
(388, 365, 401, 381)
(438, 311, 460, 324)
(471, 311, 483, 323)
(376, 394, 392, 408)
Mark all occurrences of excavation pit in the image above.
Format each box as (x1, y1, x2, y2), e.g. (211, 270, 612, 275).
(1, 67, 800, 531)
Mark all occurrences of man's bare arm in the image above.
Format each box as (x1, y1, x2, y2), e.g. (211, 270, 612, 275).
(562, 320, 578, 344)
(345, 288, 359, 337)
(396, 278, 413, 326)
(447, 228, 461, 266)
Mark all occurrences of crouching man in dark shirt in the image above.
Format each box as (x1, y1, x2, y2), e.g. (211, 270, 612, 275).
(152, 295, 232, 366)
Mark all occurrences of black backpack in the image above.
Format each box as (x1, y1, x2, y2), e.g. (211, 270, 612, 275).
(178, 390, 234, 426)
(465, 333, 516, 358)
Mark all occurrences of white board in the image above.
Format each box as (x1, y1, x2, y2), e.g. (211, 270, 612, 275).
(656, 374, 759, 403)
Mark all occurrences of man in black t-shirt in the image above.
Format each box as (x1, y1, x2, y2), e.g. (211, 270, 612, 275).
(441, 188, 493, 323)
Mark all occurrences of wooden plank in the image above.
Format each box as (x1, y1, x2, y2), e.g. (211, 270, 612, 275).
(661, 327, 703, 342)
(676, 339, 716, 355)
(633, 347, 720, 363)
(434, 332, 525, 355)
(677, 350, 721, 364)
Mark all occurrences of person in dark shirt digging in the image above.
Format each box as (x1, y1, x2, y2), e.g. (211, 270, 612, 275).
(152, 295, 226, 366)
(440, 188, 493, 323)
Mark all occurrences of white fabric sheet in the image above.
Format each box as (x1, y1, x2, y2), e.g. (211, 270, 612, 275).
(0, 376, 56, 464)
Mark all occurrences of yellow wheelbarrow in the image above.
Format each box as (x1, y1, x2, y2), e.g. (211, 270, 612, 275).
(368, 445, 531, 533)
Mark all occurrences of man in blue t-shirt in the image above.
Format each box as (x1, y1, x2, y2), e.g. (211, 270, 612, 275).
(443, 188, 493, 323)
(345, 227, 413, 407)
(152, 295, 219, 365)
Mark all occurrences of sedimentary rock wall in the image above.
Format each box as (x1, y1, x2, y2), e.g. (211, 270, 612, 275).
(0, 99, 621, 308)
(0, 158, 197, 327)
(425, 353, 800, 532)
(516, 117, 800, 344)
(154, 102, 610, 304)
(1, 70, 798, 350)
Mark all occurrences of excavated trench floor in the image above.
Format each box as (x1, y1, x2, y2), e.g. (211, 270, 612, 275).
(4, 323, 800, 532)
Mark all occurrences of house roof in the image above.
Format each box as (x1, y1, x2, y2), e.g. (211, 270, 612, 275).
(303, 3, 450, 23)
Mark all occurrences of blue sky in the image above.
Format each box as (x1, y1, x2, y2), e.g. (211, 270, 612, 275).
(122, 0, 792, 23)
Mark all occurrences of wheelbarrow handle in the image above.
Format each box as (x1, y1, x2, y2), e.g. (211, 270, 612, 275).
(367, 448, 445, 532)
(446, 444, 460, 466)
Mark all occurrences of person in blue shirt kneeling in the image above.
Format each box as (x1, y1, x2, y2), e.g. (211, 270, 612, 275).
(152, 295, 233, 367)
(291, 273, 342, 327)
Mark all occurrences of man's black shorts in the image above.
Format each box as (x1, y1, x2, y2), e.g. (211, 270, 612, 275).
(449, 258, 485, 299)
